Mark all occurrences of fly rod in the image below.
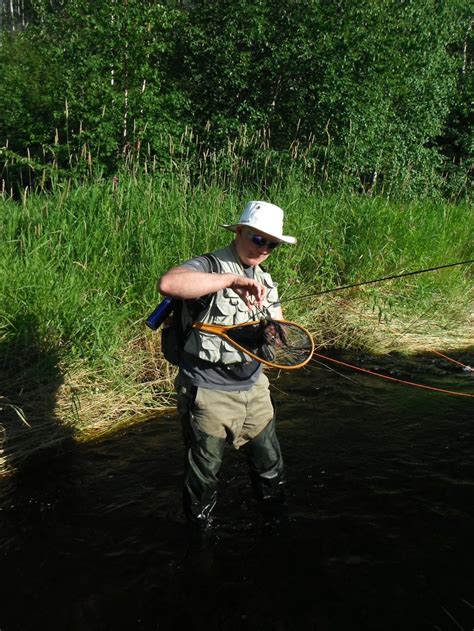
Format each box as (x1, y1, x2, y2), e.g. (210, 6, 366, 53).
(281, 258, 474, 303)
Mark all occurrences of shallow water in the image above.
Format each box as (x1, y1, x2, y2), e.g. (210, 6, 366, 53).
(1, 351, 473, 631)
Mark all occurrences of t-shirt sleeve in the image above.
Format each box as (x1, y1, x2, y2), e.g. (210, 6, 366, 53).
(180, 255, 213, 274)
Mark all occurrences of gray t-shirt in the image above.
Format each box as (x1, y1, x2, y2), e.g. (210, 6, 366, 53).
(178, 254, 262, 391)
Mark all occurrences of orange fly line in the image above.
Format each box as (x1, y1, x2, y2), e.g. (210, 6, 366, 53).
(312, 352, 474, 399)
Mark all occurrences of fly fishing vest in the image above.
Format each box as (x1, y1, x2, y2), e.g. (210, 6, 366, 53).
(182, 244, 279, 365)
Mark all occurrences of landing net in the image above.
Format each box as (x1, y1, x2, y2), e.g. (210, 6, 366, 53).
(226, 318, 313, 368)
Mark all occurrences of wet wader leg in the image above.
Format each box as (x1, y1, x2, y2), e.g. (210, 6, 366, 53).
(244, 416, 286, 512)
(182, 412, 226, 527)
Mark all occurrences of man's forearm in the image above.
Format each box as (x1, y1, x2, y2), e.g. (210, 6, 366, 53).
(158, 268, 267, 308)
(158, 269, 236, 299)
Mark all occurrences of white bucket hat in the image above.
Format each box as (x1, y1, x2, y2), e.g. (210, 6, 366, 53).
(221, 201, 297, 244)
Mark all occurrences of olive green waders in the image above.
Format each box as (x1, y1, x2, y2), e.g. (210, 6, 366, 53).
(176, 379, 286, 527)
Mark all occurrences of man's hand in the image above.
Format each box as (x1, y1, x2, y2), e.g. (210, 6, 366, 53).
(230, 275, 266, 309)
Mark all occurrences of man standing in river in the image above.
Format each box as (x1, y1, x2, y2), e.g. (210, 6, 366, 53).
(158, 201, 296, 531)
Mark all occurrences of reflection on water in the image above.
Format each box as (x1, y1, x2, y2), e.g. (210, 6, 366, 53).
(1, 351, 473, 631)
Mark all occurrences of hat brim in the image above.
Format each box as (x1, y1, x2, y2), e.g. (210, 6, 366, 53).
(220, 224, 297, 245)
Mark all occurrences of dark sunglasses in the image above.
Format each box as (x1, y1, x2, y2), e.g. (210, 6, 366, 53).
(246, 230, 280, 250)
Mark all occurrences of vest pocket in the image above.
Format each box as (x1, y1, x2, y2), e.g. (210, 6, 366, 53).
(212, 298, 237, 325)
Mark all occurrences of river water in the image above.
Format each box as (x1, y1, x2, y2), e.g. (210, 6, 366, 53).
(1, 351, 473, 631)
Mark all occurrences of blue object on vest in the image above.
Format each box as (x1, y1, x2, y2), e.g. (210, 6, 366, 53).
(145, 296, 175, 330)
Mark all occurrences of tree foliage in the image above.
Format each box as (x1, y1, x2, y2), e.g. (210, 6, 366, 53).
(0, 0, 472, 196)
(180, 0, 472, 192)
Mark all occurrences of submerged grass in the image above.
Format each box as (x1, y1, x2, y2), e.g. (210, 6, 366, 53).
(0, 171, 473, 472)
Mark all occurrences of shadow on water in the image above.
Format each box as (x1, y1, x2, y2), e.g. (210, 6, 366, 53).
(0, 347, 473, 631)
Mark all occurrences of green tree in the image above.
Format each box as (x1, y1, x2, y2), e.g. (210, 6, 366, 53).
(1, 0, 472, 195)
(180, 0, 472, 193)
(1, 0, 189, 177)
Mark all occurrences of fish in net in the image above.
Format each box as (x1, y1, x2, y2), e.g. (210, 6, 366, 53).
(226, 318, 313, 367)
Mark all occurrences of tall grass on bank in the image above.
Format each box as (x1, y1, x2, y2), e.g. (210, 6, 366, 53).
(1, 173, 473, 472)
(3, 124, 472, 201)
(2, 177, 472, 357)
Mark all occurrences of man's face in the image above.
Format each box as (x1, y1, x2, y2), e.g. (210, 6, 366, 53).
(234, 227, 280, 266)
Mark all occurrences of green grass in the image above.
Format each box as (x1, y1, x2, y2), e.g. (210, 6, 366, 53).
(1, 174, 473, 358)
(0, 171, 473, 450)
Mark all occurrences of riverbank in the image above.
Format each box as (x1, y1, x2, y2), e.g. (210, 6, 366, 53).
(1, 298, 472, 477)
(1, 177, 473, 473)
(65, 304, 474, 441)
